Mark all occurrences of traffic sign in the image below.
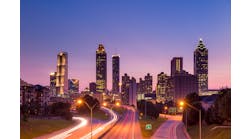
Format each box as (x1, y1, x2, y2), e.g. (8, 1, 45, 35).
(145, 124, 152, 130)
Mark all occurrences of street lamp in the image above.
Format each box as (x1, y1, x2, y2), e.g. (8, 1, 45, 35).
(103, 102, 107, 107)
(179, 101, 202, 139)
(164, 106, 168, 118)
(77, 99, 97, 139)
(115, 102, 120, 107)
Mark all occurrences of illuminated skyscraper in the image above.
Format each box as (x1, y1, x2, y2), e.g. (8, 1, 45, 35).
(121, 73, 130, 104)
(156, 72, 171, 103)
(50, 72, 57, 96)
(96, 44, 107, 94)
(112, 55, 120, 93)
(194, 39, 208, 94)
(171, 57, 183, 76)
(144, 73, 152, 93)
(56, 52, 68, 96)
(68, 79, 79, 93)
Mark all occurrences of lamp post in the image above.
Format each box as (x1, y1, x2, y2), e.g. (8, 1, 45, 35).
(180, 101, 201, 139)
(144, 99, 147, 120)
(77, 99, 97, 139)
(164, 106, 168, 119)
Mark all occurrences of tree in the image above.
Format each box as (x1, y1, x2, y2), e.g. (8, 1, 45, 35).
(182, 93, 205, 126)
(49, 102, 72, 120)
(137, 100, 159, 119)
(205, 88, 231, 125)
(20, 104, 29, 122)
(76, 95, 100, 114)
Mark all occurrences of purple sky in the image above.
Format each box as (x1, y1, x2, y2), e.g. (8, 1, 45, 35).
(21, 0, 231, 91)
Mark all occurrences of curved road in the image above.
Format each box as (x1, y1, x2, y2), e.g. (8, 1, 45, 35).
(101, 106, 142, 139)
(151, 115, 190, 139)
(36, 107, 118, 139)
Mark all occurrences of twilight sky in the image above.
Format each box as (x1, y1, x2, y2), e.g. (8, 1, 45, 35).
(20, 0, 231, 91)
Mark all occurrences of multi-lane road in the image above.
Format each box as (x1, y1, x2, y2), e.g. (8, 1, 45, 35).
(152, 115, 190, 139)
(35, 107, 118, 139)
(35, 106, 190, 139)
(101, 106, 142, 139)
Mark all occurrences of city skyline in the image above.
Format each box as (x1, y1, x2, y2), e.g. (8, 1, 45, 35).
(21, 0, 231, 90)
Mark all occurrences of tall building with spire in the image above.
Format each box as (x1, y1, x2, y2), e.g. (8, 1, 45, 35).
(194, 39, 208, 94)
(96, 44, 107, 94)
(56, 52, 68, 96)
(112, 55, 120, 93)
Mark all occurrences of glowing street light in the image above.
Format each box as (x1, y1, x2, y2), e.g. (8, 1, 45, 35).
(179, 101, 202, 139)
(77, 98, 97, 139)
(115, 102, 120, 106)
(179, 101, 184, 106)
(103, 102, 107, 107)
(77, 99, 82, 105)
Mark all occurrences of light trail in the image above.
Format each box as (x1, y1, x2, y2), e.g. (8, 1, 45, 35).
(49, 117, 88, 139)
(80, 106, 118, 139)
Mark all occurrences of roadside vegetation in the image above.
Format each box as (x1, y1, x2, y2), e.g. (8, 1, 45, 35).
(183, 88, 231, 139)
(111, 106, 126, 115)
(139, 117, 167, 138)
(20, 119, 75, 139)
(187, 124, 231, 139)
(76, 95, 111, 121)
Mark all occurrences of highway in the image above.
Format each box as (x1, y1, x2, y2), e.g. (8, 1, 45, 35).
(101, 106, 142, 139)
(151, 115, 190, 139)
(36, 107, 118, 139)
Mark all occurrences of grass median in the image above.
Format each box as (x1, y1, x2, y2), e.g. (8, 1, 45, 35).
(139, 117, 167, 138)
(20, 119, 76, 139)
(187, 124, 231, 139)
(111, 107, 127, 115)
(78, 109, 110, 121)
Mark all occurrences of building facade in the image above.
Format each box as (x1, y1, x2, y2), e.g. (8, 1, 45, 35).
(171, 57, 183, 76)
(121, 73, 130, 105)
(156, 72, 172, 103)
(68, 79, 79, 94)
(96, 44, 107, 94)
(194, 39, 208, 94)
(144, 73, 153, 93)
(56, 52, 68, 96)
(112, 55, 120, 93)
(129, 77, 137, 107)
(89, 82, 96, 94)
(50, 72, 57, 96)
(170, 70, 198, 101)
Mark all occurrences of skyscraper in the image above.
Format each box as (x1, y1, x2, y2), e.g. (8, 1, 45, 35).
(56, 52, 68, 96)
(194, 39, 208, 94)
(50, 72, 57, 96)
(129, 77, 137, 107)
(96, 44, 107, 94)
(112, 55, 120, 93)
(171, 57, 183, 76)
(156, 72, 171, 103)
(121, 73, 130, 104)
(68, 79, 79, 93)
(136, 78, 145, 101)
(144, 73, 152, 93)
